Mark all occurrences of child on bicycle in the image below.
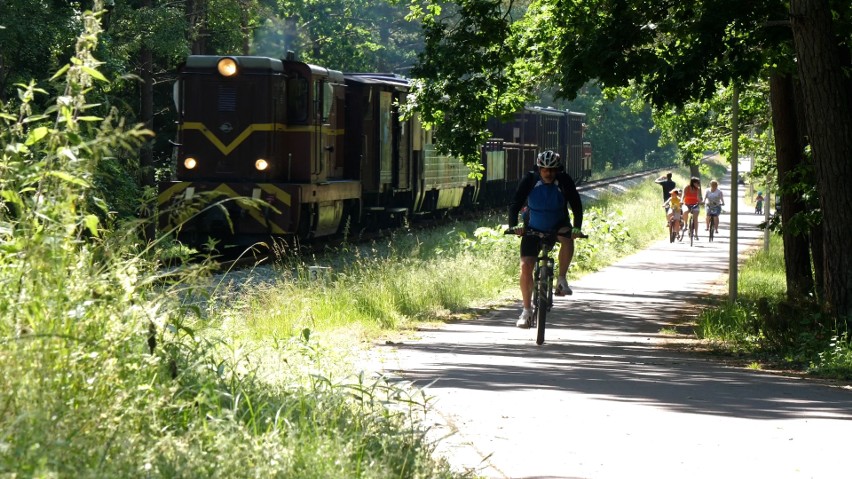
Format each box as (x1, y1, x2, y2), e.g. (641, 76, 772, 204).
(663, 188, 683, 232)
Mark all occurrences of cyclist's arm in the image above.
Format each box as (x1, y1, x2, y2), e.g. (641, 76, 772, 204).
(558, 173, 583, 231)
(507, 173, 534, 228)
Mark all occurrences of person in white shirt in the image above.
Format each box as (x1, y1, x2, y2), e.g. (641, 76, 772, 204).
(704, 180, 725, 233)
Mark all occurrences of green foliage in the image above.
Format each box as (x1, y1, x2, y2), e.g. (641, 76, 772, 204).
(408, 0, 791, 171)
(256, 0, 423, 72)
(571, 208, 632, 271)
(409, 0, 532, 165)
(0, 0, 85, 100)
(548, 83, 678, 171)
(1, 9, 466, 477)
(652, 81, 772, 167)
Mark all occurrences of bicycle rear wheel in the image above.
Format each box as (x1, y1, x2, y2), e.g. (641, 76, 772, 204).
(709, 217, 715, 242)
(689, 217, 694, 246)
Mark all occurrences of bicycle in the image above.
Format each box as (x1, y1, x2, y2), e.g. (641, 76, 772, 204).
(668, 209, 684, 243)
(685, 204, 700, 246)
(507, 228, 587, 345)
(706, 204, 722, 242)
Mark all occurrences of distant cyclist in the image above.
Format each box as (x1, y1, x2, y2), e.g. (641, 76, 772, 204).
(704, 180, 724, 233)
(754, 191, 764, 214)
(655, 172, 676, 223)
(663, 188, 683, 233)
(508, 150, 584, 328)
(682, 177, 703, 240)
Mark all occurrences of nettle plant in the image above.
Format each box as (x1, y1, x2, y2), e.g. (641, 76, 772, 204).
(0, 4, 152, 336)
(0, 5, 173, 473)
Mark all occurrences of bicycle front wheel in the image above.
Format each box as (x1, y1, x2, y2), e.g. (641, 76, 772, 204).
(690, 215, 696, 246)
(535, 271, 550, 345)
(535, 291, 548, 345)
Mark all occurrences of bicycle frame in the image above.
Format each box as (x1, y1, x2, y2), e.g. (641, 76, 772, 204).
(708, 213, 719, 242)
(530, 234, 557, 345)
(686, 204, 699, 246)
(669, 212, 683, 243)
(505, 228, 587, 344)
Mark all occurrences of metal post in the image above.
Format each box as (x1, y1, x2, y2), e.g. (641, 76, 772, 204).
(729, 85, 739, 303)
(764, 177, 771, 251)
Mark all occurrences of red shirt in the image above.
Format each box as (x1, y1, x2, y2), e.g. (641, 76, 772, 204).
(683, 185, 701, 205)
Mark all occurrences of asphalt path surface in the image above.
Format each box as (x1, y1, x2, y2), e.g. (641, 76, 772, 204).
(368, 174, 852, 479)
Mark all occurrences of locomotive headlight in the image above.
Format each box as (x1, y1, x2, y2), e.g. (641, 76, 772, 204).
(255, 159, 269, 171)
(217, 58, 238, 77)
(183, 157, 197, 170)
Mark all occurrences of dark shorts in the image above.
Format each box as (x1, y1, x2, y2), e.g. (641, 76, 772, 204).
(520, 222, 571, 258)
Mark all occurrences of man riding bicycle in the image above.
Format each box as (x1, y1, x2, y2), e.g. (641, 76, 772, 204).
(508, 150, 584, 328)
(682, 177, 703, 240)
(655, 172, 676, 222)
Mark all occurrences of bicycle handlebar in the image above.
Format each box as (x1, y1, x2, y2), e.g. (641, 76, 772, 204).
(504, 228, 589, 239)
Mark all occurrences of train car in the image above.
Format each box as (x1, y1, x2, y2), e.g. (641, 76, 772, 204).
(157, 53, 589, 247)
(481, 107, 591, 206)
(564, 110, 592, 181)
(344, 72, 476, 226)
(157, 54, 359, 246)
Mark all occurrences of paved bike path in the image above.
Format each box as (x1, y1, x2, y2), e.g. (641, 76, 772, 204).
(368, 175, 852, 479)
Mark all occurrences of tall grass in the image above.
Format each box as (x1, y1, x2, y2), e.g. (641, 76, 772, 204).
(231, 223, 518, 340)
(1, 6, 465, 477)
(229, 170, 711, 343)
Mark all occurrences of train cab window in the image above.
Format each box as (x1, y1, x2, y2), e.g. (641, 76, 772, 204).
(287, 77, 308, 123)
(362, 89, 373, 120)
(316, 81, 334, 123)
(275, 81, 287, 123)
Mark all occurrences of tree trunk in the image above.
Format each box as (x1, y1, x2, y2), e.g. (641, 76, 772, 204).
(240, 0, 251, 55)
(811, 222, 825, 301)
(790, 0, 852, 322)
(768, 72, 813, 299)
(186, 0, 208, 54)
(689, 164, 700, 180)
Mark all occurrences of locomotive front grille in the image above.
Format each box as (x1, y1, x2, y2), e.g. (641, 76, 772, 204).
(218, 86, 236, 112)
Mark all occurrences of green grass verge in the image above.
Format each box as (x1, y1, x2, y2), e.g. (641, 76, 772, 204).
(696, 238, 852, 379)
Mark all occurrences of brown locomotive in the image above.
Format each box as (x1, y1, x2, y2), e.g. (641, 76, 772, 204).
(158, 54, 590, 246)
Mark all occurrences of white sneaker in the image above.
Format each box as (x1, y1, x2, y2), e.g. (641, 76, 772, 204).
(556, 278, 573, 296)
(516, 309, 532, 328)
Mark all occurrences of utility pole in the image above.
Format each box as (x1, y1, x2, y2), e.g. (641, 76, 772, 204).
(729, 85, 739, 303)
(764, 176, 772, 251)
